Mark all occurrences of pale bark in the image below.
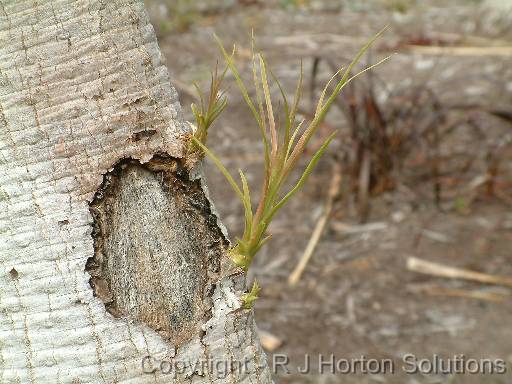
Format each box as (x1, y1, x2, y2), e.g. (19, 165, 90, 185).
(0, 0, 271, 383)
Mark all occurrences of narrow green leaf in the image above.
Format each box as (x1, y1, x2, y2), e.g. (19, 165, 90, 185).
(270, 68, 290, 132)
(286, 119, 305, 160)
(242, 280, 261, 309)
(289, 60, 303, 136)
(317, 26, 389, 124)
(252, 234, 272, 255)
(238, 169, 253, 241)
(315, 67, 344, 117)
(214, 35, 263, 129)
(259, 54, 278, 158)
(208, 96, 227, 124)
(252, 51, 271, 183)
(314, 56, 392, 134)
(191, 137, 244, 201)
(284, 29, 389, 177)
(337, 26, 388, 94)
(265, 132, 337, 223)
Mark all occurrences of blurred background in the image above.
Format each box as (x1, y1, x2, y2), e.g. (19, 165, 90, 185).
(144, 1, 511, 383)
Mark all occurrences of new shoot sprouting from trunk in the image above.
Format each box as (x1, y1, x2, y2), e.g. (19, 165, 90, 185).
(191, 30, 390, 274)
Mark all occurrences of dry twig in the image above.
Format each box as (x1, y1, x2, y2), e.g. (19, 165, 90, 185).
(407, 257, 512, 288)
(288, 160, 342, 286)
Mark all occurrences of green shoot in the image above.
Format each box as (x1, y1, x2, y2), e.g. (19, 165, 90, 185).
(188, 62, 228, 156)
(192, 29, 390, 272)
(242, 280, 261, 309)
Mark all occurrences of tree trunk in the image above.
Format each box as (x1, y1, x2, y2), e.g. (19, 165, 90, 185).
(0, 0, 272, 382)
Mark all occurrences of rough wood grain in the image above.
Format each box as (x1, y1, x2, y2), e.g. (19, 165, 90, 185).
(87, 156, 226, 345)
(0, 0, 272, 382)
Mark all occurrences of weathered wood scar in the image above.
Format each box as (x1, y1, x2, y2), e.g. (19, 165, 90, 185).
(86, 155, 227, 345)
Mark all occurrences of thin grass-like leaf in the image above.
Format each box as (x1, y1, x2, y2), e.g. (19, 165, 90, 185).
(242, 280, 261, 309)
(286, 119, 305, 159)
(239, 169, 253, 241)
(298, 57, 392, 153)
(188, 62, 229, 154)
(251, 234, 272, 256)
(193, 82, 206, 111)
(210, 93, 227, 119)
(215, 35, 263, 129)
(252, 49, 270, 172)
(289, 61, 303, 139)
(192, 137, 244, 201)
(333, 26, 388, 96)
(265, 132, 337, 223)
(341, 56, 392, 91)
(315, 67, 344, 117)
(284, 33, 388, 177)
(269, 68, 290, 140)
(316, 26, 389, 125)
(259, 54, 278, 158)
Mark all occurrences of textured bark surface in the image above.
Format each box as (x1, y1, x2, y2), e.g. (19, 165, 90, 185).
(87, 156, 226, 345)
(0, 0, 271, 383)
